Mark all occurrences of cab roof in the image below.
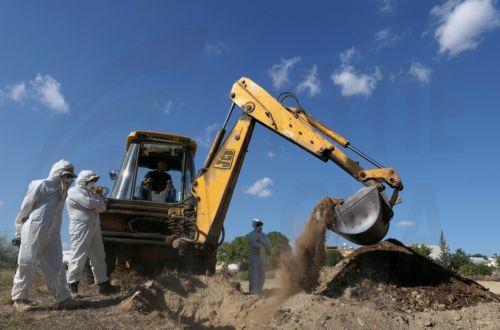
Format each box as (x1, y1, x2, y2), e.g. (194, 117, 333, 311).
(126, 130, 197, 154)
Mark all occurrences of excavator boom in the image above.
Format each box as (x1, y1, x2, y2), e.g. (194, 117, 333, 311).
(191, 77, 403, 248)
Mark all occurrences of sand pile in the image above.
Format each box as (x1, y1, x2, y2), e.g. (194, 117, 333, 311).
(315, 239, 499, 312)
(120, 271, 270, 328)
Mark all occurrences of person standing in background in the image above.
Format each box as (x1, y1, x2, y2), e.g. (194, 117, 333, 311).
(246, 219, 271, 294)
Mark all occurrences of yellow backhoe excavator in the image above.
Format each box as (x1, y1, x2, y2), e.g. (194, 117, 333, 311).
(100, 77, 403, 274)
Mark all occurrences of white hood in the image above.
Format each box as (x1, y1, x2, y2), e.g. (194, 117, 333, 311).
(48, 159, 75, 179)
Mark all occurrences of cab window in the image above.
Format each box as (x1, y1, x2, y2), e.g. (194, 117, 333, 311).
(110, 141, 195, 203)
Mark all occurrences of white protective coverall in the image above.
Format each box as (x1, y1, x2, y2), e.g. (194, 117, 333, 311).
(246, 220, 271, 294)
(11, 160, 75, 302)
(66, 170, 108, 285)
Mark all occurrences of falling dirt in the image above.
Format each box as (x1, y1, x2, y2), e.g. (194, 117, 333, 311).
(278, 197, 337, 295)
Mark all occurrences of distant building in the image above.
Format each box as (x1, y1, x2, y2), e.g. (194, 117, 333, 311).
(470, 257, 488, 265)
(216, 261, 240, 273)
(227, 263, 239, 272)
(326, 243, 355, 257)
(487, 256, 497, 268)
(487, 259, 496, 267)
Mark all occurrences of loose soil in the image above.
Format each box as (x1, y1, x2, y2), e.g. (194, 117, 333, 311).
(1, 200, 499, 328)
(279, 197, 336, 295)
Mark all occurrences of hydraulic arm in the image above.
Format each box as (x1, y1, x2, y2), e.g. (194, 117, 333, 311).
(191, 77, 403, 248)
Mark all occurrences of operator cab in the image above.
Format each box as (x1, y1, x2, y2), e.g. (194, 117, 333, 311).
(109, 131, 196, 204)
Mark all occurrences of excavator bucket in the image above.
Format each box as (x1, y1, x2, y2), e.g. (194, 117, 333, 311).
(326, 186, 394, 245)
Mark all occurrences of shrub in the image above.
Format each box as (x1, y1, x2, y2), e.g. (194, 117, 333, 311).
(0, 235, 17, 269)
(325, 249, 344, 266)
(410, 244, 432, 258)
(450, 248, 472, 272)
(458, 263, 493, 277)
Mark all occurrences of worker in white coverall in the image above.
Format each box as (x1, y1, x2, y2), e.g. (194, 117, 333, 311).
(246, 219, 271, 294)
(66, 170, 120, 295)
(11, 160, 81, 312)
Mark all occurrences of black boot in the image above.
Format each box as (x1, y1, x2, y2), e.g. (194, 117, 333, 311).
(69, 281, 79, 294)
(98, 281, 120, 295)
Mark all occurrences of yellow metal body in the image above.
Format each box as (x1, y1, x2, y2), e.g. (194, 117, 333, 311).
(126, 130, 197, 153)
(192, 77, 402, 246)
(192, 115, 255, 244)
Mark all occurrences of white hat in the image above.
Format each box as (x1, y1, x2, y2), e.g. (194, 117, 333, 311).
(252, 218, 263, 227)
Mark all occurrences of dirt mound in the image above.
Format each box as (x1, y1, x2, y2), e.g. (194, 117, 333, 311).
(120, 271, 270, 327)
(315, 239, 500, 312)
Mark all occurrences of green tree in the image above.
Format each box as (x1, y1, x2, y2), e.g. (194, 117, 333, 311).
(266, 231, 291, 269)
(0, 234, 17, 268)
(458, 263, 493, 277)
(497, 256, 499, 268)
(410, 244, 432, 258)
(437, 230, 451, 269)
(450, 248, 471, 272)
(217, 231, 292, 271)
(325, 249, 344, 266)
(217, 242, 231, 263)
(217, 236, 249, 270)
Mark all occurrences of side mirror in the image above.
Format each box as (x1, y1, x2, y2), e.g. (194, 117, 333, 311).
(109, 170, 119, 181)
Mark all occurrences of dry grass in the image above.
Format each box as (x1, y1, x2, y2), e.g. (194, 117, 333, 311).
(0, 269, 15, 304)
(467, 273, 500, 282)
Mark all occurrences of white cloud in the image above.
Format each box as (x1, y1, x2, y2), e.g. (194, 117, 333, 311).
(205, 41, 230, 56)
(332, 48, 382, 97)
(30, 74, 69, 113)
(163, 100, 173, 115)
(332, 66, 382, 97)
(378, 0, 396, 14)
(196, 123, 219, 148)
(340, 47, 360, 66)
(1, 74, 69, 113)
(374, 28, 404, 49)
(0, 200, 6, 207)
(431, 0, 500, 56)
(268, 56, 301, 89)
(396, 220, 416, 227)
(245, 177, 273, 198)
(409, 62, 433, 83)
(297, 65, 321, 96)
(266, 145, 284, 158)
(8, 83, 27, 102)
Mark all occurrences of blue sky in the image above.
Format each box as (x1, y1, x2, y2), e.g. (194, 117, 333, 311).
(0, 0, 499, 255)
